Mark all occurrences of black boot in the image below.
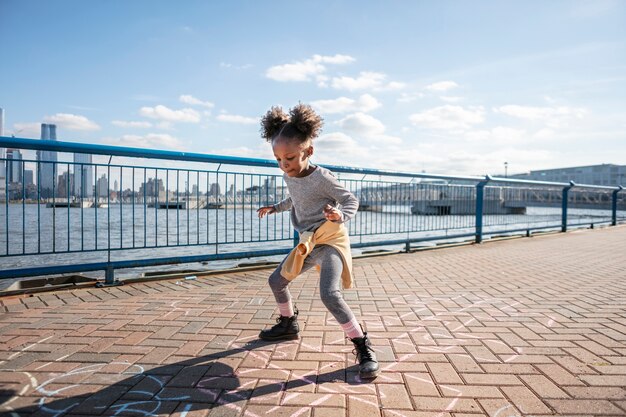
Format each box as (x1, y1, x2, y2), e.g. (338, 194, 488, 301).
(351, 330, 379, 379)
(259, 306, 299, 341)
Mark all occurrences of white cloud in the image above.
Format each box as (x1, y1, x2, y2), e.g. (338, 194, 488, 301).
(315, 54, 355, 65)
(494, 105, 587, 127)
(316, 132, 359, 150)
(313, 132, 372, 166)
(156, 121, 174, 130)
(112, 120, 152, 128)
(409, 105, 485, 130)
(463, 126, 528, 144)
(179, 95, 215, 108)
(265, 54, 355, 82)
(440, 96, 463, 103)
(425, 81, 459, 92)
(216, 114, 258, 125)
(397, 92, 425, 103)
(331, 71, 405, 91)
(310, 94, 381, 114)
(338, 113, 385, 136)
(337, 112, 402, 144)
(43, 113, 100, 131)
(11, 122, 41, 138)
(220, 62, 253, 70)
(139, 105, 201, 123)
(102, 133, 186, 150)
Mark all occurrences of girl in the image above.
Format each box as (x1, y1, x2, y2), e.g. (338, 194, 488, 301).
(256, 104, 379, 379)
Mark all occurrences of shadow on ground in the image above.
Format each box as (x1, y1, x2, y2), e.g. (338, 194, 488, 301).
(3, 338, 366, 416)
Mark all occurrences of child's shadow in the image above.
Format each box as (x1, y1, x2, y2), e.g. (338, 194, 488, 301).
(6, 339, 365, 416)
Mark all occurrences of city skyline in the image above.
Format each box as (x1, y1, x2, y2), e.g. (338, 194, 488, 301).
(1, 1, 625, 177)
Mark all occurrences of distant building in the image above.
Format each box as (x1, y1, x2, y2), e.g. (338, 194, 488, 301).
(209, 182, 221, 197)
(37, 123, 58, 198)
(139, 177, 165, 200)
(96, 174, 109, 199)
(510, 164, 626, 186)
(6, 148, 23, 184)
(57, 171, 73, 199)
(24, 170, 33, 186)
(73, 153, 93, 198)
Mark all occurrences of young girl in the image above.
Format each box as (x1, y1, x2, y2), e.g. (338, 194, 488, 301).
(256, 104, 379, 379)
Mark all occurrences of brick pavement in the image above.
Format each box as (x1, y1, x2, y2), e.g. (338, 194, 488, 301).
(0, 225, 625, 416)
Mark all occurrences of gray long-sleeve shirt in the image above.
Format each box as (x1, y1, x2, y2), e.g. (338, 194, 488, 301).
(273, 165, 359, 233)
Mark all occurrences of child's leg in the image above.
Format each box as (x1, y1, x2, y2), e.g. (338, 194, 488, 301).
(260, 256, 317, 341)
(314, 245, 379, 379)
(268, 265, 294, 317)
(313, 246, 364, 339)
(268, 256, 317, 317)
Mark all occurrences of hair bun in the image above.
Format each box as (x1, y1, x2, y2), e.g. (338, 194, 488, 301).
(260, 106, 289, 141)
(289, 103, 323, 139)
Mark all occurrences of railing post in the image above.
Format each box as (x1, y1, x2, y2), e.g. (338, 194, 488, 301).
(475, 175, 491, 243)
(562, 181, 575, 232)
(96, 264, 123, 287)
(293, 230, 300, 247)
(612, 186, 624, 226)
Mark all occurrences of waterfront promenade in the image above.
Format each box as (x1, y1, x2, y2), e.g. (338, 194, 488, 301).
(1, 226, 625, 416)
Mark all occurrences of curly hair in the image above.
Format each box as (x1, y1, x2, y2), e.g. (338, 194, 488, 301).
(260, 103, 323, 144)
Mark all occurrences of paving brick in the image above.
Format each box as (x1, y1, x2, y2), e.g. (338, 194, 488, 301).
(519, 374, 569, 399)
(428, 362, 464, 384)
(563, 386, 626, 400)
(501, 385, 552, 414)
(348, 394, 381, 417)
(404, 372, 440, 397)
(410, 396, 482, 413)
(1, 225, 626, 417)
(439, 384, 503, 399)
(579, 375, 626, 386)
(546, 399, 625, 415)
(378, 384, 413, 409)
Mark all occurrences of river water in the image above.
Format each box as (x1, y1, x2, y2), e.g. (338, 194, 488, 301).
(0, 203, 621, 288)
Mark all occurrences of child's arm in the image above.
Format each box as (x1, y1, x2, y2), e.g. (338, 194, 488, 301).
(322, 174, 359, 223)
(257, 197, 292, 218)
(257, 206, 275, 218)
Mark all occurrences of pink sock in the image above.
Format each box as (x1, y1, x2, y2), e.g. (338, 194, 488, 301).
(341, 317, 364, 339)
(277, 302, 294, 317)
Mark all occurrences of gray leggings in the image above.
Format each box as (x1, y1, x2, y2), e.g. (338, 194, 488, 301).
(268, 245, 355, 324)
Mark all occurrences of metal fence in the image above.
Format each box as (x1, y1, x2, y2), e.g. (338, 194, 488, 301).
(1, 136, 624, 287)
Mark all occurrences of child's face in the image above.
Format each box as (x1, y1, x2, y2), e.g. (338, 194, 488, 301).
(272, 136, 313, 177)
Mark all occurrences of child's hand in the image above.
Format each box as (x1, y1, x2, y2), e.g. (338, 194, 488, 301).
(323, 204, 342, 222)
(257, 206, 276, 218)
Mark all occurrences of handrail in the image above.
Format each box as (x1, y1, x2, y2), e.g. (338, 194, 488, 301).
(3, 136, 620, 190)
(1, 136, 624, 290)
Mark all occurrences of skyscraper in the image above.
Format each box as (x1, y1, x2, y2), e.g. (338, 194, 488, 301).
(73, 153, 93, 198)
(37, 123, 58, 198)
(6, 148, 23, 184)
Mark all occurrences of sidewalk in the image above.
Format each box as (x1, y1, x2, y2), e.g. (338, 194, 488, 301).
(1, 225, 625, 416)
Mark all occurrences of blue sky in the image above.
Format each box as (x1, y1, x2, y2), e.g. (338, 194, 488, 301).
(1, 0, 625, 176)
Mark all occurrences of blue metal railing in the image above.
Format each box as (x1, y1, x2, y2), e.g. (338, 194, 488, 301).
(1, 136, 624, 286)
